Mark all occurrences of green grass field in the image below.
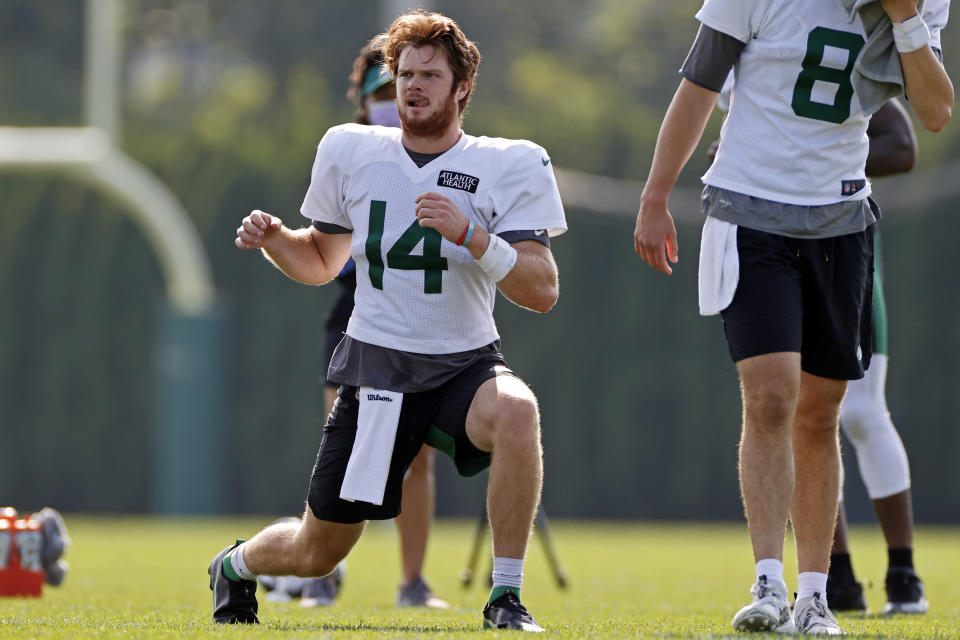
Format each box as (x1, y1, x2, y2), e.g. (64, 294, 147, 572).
(2, 517, 958, 638)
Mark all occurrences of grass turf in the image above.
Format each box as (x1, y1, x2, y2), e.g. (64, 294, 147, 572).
(1, 517, 958, 638)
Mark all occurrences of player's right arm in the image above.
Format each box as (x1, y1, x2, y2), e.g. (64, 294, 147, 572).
(635, 79, 718, 275)
(635, 11, 747, 275)
(235, 210, 351, 285)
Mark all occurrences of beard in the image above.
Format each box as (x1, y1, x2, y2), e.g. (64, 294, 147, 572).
(399, 88, 459, 138)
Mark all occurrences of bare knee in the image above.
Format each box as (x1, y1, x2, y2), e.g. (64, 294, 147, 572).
(738, 354, 801, 436)
(467, 376, 543, 452)
(490, 394, 540, 447)
(795, 380, 846, 437)
(795, 406, 841, 437)
(743, 385, 797, 435)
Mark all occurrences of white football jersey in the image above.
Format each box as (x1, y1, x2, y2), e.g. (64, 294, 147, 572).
(699, 0, 948, 206)
(301, 124, 567, 355)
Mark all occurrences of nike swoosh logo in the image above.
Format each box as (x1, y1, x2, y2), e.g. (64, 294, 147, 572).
(542, 157, 550, 166)
(534, 229, 545, 236)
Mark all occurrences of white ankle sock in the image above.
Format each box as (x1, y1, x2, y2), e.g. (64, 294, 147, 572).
(491, 557, 524, 590)
(755, 559, 785, 585)
(797, 571, 828, 602)
(228, 543, 257, 581)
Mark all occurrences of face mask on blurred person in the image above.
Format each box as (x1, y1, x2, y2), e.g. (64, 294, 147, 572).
(367, 100, 401, 128)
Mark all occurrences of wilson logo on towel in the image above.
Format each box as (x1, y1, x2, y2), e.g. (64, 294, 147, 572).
(366, 393, 394, 402)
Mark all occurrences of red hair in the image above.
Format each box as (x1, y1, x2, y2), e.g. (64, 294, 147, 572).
(380, 10, 481, 114)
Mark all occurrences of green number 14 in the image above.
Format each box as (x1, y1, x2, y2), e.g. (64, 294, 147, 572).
(365, 200, 449, 294)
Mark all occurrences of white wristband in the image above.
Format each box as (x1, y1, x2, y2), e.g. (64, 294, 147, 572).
(476, 233, 518, 282)
(892, 14, 930, 53)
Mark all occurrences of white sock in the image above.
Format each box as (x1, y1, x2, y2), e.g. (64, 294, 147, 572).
(797, 571, 828, 602)
(491, 557, 524, 590)
(755, 559, 785, 585)
(229, 543, 257, 581)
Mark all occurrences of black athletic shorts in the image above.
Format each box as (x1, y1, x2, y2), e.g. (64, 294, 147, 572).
(720, 225, 874, 380)
(307, 355, 515, 523)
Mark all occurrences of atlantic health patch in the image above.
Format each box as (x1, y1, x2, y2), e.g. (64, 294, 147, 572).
(437, 170, 479, 193)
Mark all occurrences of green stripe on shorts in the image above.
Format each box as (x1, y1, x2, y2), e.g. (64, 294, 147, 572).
(872, 247, 888, 355)
(426, 424, 490, 477)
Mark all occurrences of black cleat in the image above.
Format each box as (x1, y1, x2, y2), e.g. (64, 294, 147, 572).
(883, 567, 929, 615)
(209, 541, 259, 624)
(482, 591, 544, 632)
(826, 571, 867, 612)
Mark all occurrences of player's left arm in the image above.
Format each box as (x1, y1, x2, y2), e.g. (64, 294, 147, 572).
(414, 192, 559, 312)
(484, 238, 558, 313)
(881, 0, 953, 132)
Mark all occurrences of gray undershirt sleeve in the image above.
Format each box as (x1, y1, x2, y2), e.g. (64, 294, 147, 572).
(680, 24, 747, 92)
(498, 229, 550, 248)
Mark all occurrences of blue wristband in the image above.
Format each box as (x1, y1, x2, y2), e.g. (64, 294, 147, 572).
(462, 220, 476, 247)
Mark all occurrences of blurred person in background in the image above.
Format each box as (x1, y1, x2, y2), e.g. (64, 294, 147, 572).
(214, 10, 566, 632)
(635, 0, 952, 634)
(258, 42, 449, 612)
(831, 96, 930, 617)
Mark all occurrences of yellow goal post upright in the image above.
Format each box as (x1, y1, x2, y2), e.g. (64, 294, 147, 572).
(0, 0, 225, 515)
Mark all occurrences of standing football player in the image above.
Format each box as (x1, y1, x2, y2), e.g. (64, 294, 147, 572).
(712, 88, 934, 616)
(635, 0, 952, 634)
(215, 10, 566, 633)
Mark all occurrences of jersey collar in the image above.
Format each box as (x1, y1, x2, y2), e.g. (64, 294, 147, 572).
(393, 130, 469, 183)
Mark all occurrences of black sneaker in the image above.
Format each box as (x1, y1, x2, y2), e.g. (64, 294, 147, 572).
(482, 591, 544, 633)
(209, 541, 259, 624)
(883, 566, 929, 615)
(826, 571, 867, 612)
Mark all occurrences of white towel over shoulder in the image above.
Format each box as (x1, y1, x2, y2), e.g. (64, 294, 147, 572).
(698, 217, 740, 316)
(339, 387, 403, 505)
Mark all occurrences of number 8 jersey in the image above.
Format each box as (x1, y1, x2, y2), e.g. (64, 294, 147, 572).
(300, 124, 567, 355)
(699, 0, 947, 206)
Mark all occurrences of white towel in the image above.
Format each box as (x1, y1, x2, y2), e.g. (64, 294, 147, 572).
(698, 217, 740, 316)
(339, 387, 403, 505)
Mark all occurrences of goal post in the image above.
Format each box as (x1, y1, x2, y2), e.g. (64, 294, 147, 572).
(0, 126, 227, 515)
(0, 0, 226, 514)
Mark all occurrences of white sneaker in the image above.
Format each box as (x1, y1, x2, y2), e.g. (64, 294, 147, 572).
(732, 575, 796, 633)
(793, 592, 844, 635)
